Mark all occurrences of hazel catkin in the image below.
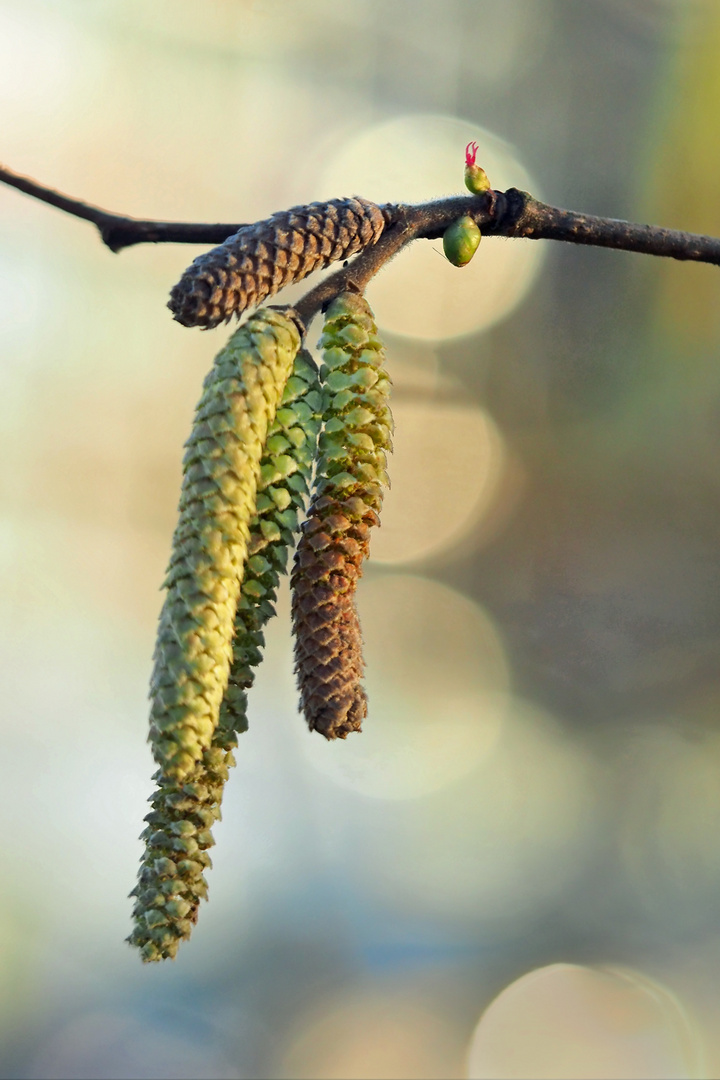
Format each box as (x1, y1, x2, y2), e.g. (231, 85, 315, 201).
(220, 349, 322, 732)
(169, 198, 388, 330)
(130, 344, 321, 962)
(149, 308, 301, 784)
(291, 293, 392, 739)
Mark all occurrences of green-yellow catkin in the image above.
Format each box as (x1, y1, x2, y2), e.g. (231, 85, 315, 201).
(220, 349, 323, 731)
(149, 308, 301, 784)
(291, 292, 393, 739)
(128, 740, 231, 963)
(129, 350, 322, 963)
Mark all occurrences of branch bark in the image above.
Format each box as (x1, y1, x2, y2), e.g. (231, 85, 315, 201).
(0, 163, 244, 252)
(2, 162, 719, 318)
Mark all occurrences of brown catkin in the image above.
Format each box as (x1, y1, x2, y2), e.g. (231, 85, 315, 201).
(168, 198, 388, 330)
(291, 293, 392, 739)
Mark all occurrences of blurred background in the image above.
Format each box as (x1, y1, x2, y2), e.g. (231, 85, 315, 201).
(1, 1, 720, 1076)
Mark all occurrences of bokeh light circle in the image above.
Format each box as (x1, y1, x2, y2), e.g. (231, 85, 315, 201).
(618, 725, 720, 925)
(299, 573, 510, 800)
(350, 700, 599, 924)
(467, 963, 704, 1080)
(279, 991, 459, 1080)
(319, 114, 544, 341)
(370, 400, 506, 564)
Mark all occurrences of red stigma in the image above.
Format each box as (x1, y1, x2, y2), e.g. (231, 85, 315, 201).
(465, 141, 479, 167)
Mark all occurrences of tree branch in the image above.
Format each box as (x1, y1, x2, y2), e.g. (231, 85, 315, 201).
(494, 188, 720, 264)
(3, 163, 719, 300)
(0, 163, 244, 252)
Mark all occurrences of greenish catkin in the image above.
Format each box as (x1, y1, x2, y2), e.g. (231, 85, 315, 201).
(220, 349, 323, 730)
(149, 308, 301, 785)
(128, 740, 231, 962)
(129, 350, 322, 963)
(291, 292, 393, 739)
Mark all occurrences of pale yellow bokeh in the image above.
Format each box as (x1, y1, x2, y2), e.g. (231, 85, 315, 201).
(0, 5, 84, 120)
(618, 725, 720, 917)
(467, 963, 704, 1080)
(0, 905, 39, 1042)
(319, 114, 544, 340)
(279, 990, 462, 1080)
(299, 573, 510, 800)
(372, 401, 506, 564)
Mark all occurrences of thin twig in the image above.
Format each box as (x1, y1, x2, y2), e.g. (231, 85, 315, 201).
(0, 163, 244, 252)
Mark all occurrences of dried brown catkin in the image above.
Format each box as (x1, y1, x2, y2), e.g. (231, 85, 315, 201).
(168, 198, 389, 330)
(291, 293, 392, 739)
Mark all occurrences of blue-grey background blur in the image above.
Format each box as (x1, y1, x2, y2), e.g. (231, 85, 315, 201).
(1, 1, 720, 1077)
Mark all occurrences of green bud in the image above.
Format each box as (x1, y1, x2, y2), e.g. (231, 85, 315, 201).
(443, 215, 481, 267)
(464, 141, 491, 195)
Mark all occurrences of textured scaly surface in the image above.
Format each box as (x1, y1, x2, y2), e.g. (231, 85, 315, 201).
(130, 350, 321, 963)
(291, 293, 392, 739)
(128, 734, 232, 962)
(149, 309, 300, 784)
(220, 350, 322, 730)
(168, 198, 388, 330)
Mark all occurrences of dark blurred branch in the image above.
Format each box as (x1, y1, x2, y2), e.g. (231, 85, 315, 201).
(0, 163, 244, 252)
(495, 188, 720, 264)
(3, 163, 720, 297)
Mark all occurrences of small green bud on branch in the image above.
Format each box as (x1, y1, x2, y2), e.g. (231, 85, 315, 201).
(443, 214, 482, 267)
(464, 141, 492, 195)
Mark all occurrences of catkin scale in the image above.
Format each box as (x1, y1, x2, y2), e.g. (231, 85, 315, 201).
(129, 349, 322, 962)
(169, 198, 388, 330)
(291, 293, 392, 739)
(149, 309, 301, 784)
(220, 350, 322, 732)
